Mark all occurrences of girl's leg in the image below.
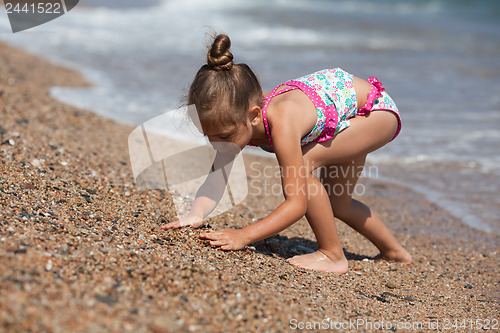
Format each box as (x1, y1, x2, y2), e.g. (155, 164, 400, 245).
(321, 156, 412, 263)
(286, 172, 348, 273)
(290, 111, 411, 271)
(302, 110, 400, 167)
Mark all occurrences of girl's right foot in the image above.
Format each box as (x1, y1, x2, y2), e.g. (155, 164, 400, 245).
(286, 249, 349, 273)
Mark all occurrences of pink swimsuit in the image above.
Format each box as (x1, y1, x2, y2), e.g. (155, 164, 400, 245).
(252, 68, 401, 152)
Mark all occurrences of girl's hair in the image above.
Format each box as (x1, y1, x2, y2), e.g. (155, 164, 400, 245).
(188, 34, 263, 131)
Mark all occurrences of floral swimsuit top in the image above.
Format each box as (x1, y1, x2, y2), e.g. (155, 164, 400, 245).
(250, 68, 398, 153)
(252, 68, 358, 153)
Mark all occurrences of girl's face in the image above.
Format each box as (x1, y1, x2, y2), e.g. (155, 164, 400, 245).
(204, 120, 252, 152)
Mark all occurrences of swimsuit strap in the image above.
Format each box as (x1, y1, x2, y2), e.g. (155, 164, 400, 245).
(261, 84, 299, 148)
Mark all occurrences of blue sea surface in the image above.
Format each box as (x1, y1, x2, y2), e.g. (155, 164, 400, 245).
(0, 0, 499, 234)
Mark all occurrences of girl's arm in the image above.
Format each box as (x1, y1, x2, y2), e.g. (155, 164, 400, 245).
(201, 102, 310, 249)
(242, 125, 308, 240)
(162, 151, 238, 229)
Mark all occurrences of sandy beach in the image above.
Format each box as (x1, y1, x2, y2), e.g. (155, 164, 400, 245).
(0, 42, 498, 332)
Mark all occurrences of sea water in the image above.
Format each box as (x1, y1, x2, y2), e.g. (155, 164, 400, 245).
(1, 0, 499, 234)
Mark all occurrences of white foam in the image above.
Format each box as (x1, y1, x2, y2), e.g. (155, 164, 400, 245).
(374, 175, 498, 235)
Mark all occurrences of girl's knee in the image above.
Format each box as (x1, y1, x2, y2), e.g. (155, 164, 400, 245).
(331, 200, 354, 221)
(332, 198, 369, 221)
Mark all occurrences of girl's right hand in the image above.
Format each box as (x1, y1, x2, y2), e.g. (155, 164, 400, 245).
(161, 215, 204, 230)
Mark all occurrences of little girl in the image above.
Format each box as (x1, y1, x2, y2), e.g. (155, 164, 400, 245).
(162, 34, 412, 273)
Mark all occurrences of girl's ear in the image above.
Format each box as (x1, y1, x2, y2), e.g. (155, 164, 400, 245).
(248, 105, 261, 126)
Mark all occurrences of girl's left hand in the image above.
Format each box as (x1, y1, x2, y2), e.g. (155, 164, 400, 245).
(200, 229, 249, 250)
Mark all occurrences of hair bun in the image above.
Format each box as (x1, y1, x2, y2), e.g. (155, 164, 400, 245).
(207, 34, 234, 71)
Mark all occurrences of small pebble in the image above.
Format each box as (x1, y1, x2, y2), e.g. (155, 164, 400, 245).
(85, 188, 97, 195)
(2, 139, 15, 146)
(23, 183, 35, 190)
(31, 159, 44, 168)
(95, 294, 118, 306)
(372, 295, 388, 303)
(381, 292, 397, 298)
(80, 194, 92, 203)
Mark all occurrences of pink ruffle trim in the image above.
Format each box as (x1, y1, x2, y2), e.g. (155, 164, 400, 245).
(357, 77, 385, 116)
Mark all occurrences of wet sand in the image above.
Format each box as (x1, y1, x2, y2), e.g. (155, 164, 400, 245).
(0, 42, 498, 332)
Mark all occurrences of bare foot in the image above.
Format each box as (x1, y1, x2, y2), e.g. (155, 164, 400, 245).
(287, 250, 349, 273)
(373, 249, 412, 264)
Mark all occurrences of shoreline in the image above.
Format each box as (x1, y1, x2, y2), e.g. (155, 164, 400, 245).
(1, 41, 498, 332)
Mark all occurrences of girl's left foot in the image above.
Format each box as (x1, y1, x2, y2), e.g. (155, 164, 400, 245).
(287, 250, 348, 273)
(373, 248, 412, 264)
